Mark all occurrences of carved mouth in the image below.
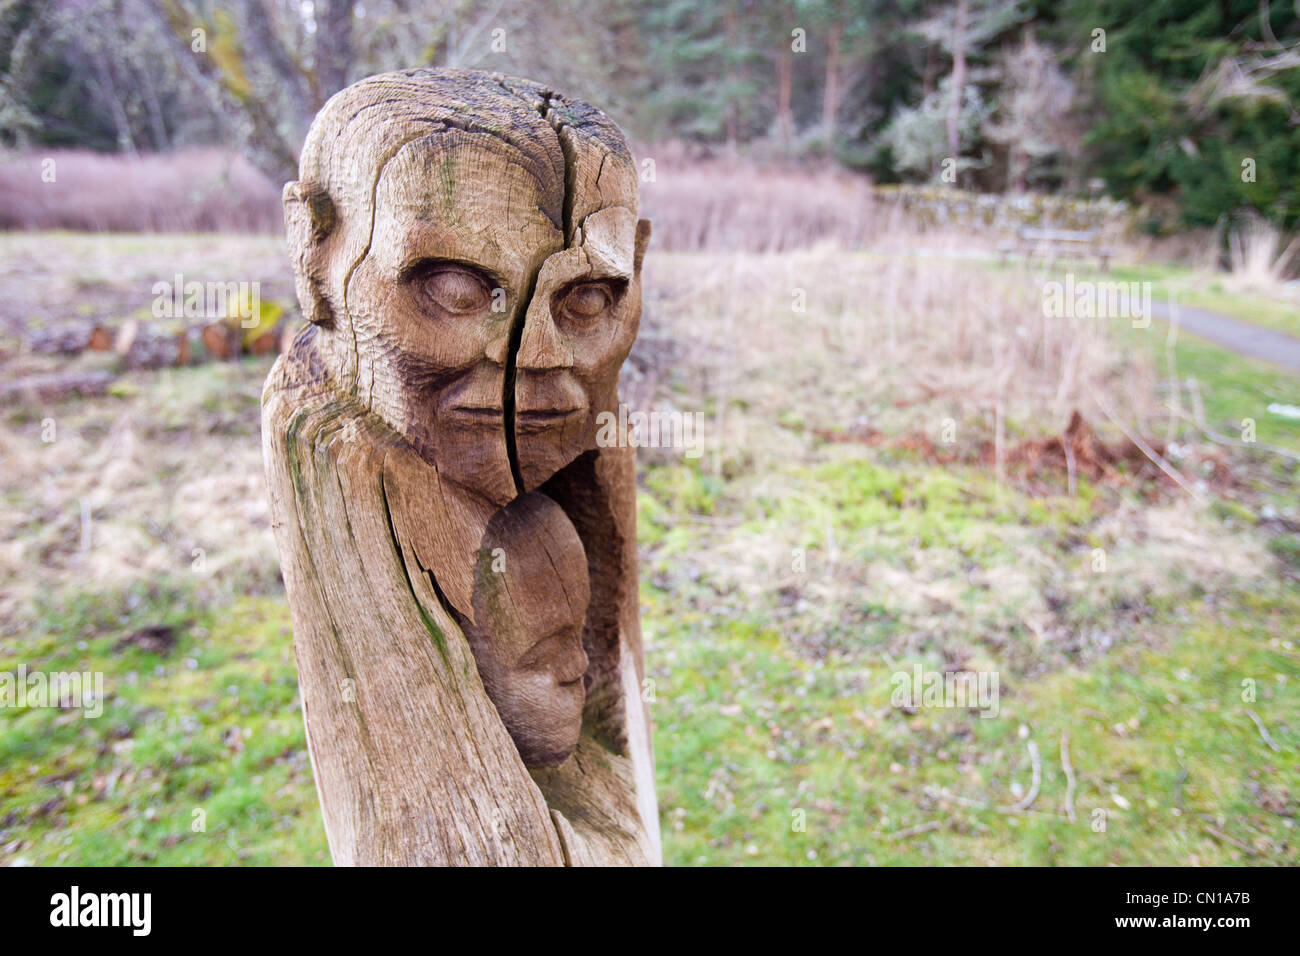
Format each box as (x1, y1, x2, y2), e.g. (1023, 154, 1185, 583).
(556, 666, 588, 687)
(450, 405, 504, 422)
(515, 407, 585, 429)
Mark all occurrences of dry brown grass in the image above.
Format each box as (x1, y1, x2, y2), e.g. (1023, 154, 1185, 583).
(639, 157, 888, 252)
(1225, 210, 1300, 292)
(0, 148, 891, 248)
(0, 360, 280, 635)
(0, 231, 1281, 703)
(0, 149, 282, 233)
(638, 245, 1161, 479)
(628, 244, 1278, 678)
(0, 147, 1146, 268)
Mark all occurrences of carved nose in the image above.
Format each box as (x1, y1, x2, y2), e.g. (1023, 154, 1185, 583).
(515, 306, 574, 371)
(484, 334, 510, 365)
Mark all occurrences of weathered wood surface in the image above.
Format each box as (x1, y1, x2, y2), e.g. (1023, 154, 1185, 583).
(264, 68, 658, 866)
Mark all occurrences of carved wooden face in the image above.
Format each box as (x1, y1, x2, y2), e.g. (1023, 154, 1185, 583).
(342, 129, 643, 502)
(346, 132, 564, 504)
(464, 493, 591, 767)
(283, 71, 649, 772)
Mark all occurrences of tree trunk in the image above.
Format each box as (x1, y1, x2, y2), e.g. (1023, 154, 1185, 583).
(725, 8, 740, 151)
(88, 49, 137, 155)
(822, 22, 842, 149)
(314, 0, 357, 105)
(946, 0, 969, 168)
(0, 371, 112, 404)
(776, 51, 794, 147)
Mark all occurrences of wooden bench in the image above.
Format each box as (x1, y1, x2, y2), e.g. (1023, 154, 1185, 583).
(998, 227, 1113, 271)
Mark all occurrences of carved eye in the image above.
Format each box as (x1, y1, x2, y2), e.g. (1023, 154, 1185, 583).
(559, 281, 617, 322)
(415, 266, 492, 315)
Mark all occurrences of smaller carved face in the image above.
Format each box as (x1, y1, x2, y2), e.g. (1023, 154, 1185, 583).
(463, 493, 590, 767)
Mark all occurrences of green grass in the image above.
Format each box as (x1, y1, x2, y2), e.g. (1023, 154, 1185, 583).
(1173, 289, 1299, 338)
(2, 235, 1295, 866)
(1106, 263, 1299, 339)
(650, 592, 1299, 865)
(1168, 335, 1300, 450)
(641, 457, 1300, 865)
(1114, 313, 1300, 453)
(10, 449, 1293, 866)
(0, 586, 328, 865)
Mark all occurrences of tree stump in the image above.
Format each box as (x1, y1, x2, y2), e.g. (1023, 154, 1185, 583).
(262, 68, 658, 866)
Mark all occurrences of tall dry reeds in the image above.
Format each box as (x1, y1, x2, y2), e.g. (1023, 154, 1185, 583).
(1225, 210, 1300, 290)
(2, 147, 897, 247)
(638, 157, 887, 252)
(0, 149, 283, 233)
(638, 245, 1157, 475)
(3, 147, 1138, 262)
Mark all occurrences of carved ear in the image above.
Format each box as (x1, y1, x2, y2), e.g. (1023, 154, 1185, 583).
(283, 180, 337, 327)
(634, 218, 652, 274)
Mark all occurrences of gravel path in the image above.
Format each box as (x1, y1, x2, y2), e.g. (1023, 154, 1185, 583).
(1149, 299, 1300, 372)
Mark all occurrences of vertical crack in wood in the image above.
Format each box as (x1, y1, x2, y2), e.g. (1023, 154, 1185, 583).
(495, 82, 578, 495)
(378, 467, 449, 664)
(549, 809, 576, 866)
(501, 272, 532, 496)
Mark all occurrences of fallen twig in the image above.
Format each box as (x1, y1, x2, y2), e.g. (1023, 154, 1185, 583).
(921, 739, 1052, 819)
(883, 820, 943, 840)
(1091, 391, 1204, 501)
(1181, 378, 1300, 462)
(1011, 740, 1041, 812)
(921, 785, 1064, 820)
(1060, 732, 1077, 823)
(0, 370, 112, 404)
(1202, 825, 1256, 856)
(1178, 410, 1300, 462)
(1246, 709, 1281, 752)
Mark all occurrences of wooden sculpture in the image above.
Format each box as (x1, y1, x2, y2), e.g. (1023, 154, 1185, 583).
(261, 68, 658, 865)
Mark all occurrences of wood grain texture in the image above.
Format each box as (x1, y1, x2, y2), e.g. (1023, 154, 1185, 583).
(264, 68, 658, 866)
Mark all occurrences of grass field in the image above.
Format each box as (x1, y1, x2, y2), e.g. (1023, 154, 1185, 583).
(1, 234, 1296, 865)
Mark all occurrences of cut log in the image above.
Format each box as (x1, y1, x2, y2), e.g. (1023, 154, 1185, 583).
(201, 321, 243, 361)
(87, 324, 113, 351)
(113, 322, 188, 369)
(248, 318, 287, 356)
(0, 370, 112, 404)
(29, 322, 111, 356)
(113, 318, 138, 357)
